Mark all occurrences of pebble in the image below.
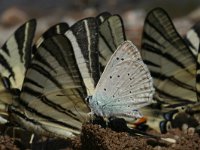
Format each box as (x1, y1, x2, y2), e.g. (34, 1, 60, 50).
(153, 146, 162, 150)
(187, 127, 195, 136)
(182, 123, 188, 134)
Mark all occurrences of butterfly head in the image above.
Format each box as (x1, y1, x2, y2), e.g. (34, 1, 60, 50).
(85, 96, 104, 117)
(85, 96, 92, 104)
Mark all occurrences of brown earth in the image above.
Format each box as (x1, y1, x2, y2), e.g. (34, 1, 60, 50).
(0, 123, 199, 150)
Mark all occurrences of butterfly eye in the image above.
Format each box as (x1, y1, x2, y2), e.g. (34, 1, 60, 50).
(85, 96, 92, 104)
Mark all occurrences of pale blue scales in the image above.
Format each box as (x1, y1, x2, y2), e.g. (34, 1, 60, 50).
(88, 40, 154, 118)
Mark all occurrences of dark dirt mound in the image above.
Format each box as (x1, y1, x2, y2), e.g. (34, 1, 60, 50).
(0, 124, 199, 150)
(68, 124, 200, 150)
(0, 135, 20, 150)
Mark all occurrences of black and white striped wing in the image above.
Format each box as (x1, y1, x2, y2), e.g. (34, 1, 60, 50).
(10, 35, 90, 138)
(32, 22, 69, 53)
(65, 18, 100, 96)
(0, 19, 36, 104)
(10, 18, 99, 139)
(96, 12, 112, 24)
(184, 22, 200, 56)
(185, 22, 200, 101)
(141, 8, 197, 106)
(97, 14, 126, 73)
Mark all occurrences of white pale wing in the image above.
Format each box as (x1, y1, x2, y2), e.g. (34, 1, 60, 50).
(91, 41, 154, 118)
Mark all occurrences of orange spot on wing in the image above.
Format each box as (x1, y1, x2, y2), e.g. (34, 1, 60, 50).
(133, 117, 147, 126)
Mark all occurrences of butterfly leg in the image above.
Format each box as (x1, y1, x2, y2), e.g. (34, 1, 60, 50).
(86, 112, 95, 122)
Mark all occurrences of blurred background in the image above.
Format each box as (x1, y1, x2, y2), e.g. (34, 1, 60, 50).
(0, 0, 199, 48)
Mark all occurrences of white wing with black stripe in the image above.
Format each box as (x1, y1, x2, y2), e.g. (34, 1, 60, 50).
(185, 22, 200, 101)
(0, 19, 36, 105)
(65, 18, 100, 95)
(96, 12, 111, 25)
(184, 22, 200, 56)
(97, 13, 126, 73)
(10, 18, 99, 139)
(32, 22, 69, 54)
(141, 8, 197, 107)
(140, 8, 200, 133)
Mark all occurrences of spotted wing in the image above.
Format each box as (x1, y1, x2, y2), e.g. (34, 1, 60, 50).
(91, 41, 154, 118)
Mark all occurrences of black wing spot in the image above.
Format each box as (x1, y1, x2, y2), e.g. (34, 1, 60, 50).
(117, 75, 120, 78)
(110, 76, 112, 79)
(104, 88, 106, 91)
(121, 58, 124, 61)
(116, 57, 119, 60)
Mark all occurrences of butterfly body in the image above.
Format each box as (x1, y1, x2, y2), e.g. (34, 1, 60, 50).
(88, 41, 154, 119)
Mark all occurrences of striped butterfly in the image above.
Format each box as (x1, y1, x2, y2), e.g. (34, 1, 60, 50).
(185, 22, 200, 104)
(184, 22, 200, 56)
(141, 7, 200, 133)
(141, 7, 197, 105)
(0, 21, 69, 124)
(0, 19, 36, 105)
(96, 12, 126, 74)
(9, 17, 98, 138)
(9, 16, 154, 139)
(32, 22, 69, 54)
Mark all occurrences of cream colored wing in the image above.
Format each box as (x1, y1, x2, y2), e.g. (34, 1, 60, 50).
(141, 8, 196, 106)
(10, 18, 99, 139)
(0, 19, 36, 104)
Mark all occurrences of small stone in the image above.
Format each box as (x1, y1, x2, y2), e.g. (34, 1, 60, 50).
(182, 123, 188, 134)
(187, 127, 195, 136)
(171, 143, 176, 148)
(174, 135, 180, 140)
(153, 146, 162, 150)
